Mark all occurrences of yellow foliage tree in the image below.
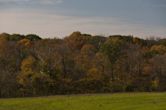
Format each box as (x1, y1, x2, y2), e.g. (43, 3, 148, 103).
(87, 68, 102, 80)
(150, 45, 166, 54)
(18, 38, 32, 48)
(17, 56, 36, 86)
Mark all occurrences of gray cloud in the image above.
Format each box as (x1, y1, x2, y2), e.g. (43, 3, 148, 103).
(0, 0, 63, 5)
(0, 10, 165, 38)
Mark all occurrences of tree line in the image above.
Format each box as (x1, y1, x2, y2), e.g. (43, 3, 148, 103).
(0, 32, 166, 98)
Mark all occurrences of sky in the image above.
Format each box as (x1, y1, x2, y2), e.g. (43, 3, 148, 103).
(0, 0, 166, 38)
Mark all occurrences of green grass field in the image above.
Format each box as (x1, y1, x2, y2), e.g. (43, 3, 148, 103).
(0, 93, 166, 110)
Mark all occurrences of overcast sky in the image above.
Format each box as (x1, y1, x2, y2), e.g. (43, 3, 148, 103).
(0, 0, 166, 38)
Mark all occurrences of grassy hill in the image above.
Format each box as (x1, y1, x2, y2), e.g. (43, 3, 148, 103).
(0, 93, 166, 110)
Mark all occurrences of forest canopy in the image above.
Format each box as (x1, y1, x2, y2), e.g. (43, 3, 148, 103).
(0, 32, 166, 98)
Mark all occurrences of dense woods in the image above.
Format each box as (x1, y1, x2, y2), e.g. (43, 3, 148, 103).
(0, 32, 166, 98)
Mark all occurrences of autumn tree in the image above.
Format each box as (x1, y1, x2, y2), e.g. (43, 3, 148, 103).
(0, 32, 166, 97)
(0, 37, 20, 97)
(100, 37, 124, 81)
(65, 31, 91, 51)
